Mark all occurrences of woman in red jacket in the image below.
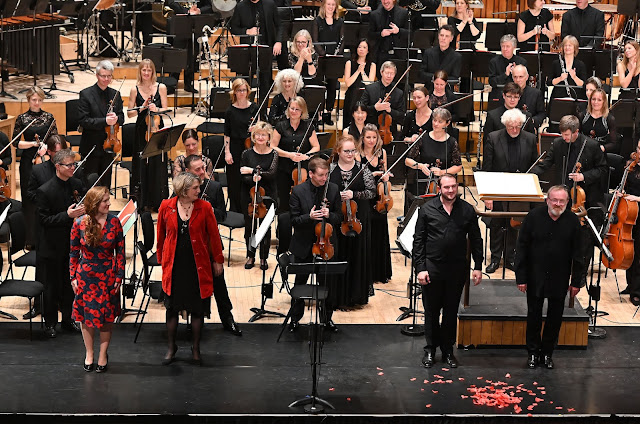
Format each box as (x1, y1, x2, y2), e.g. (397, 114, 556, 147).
(157, 172, 224, 366)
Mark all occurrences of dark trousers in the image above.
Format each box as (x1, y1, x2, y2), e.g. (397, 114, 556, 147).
(489, 218, 518, 264)
(84, 149, 114, 189)
(276, 170, 292, 214)
(212, 270, 233, 322)
(526, 293, 566, 356)
(290, 253, 334, 323)
(421, 274, 465, 354)
(42, 256, 74, 326)
(625, 224, 640, 299)
(226, 159, 242, 213)
(276, 212, 292, 255)
(325, 78, 338, 112)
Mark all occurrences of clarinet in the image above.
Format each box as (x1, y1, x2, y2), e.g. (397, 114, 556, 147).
(201, 25, 217, 87)
(254, 12, 260, 45)
(558, 53, 572, 97)
(475, 122, 484, 170)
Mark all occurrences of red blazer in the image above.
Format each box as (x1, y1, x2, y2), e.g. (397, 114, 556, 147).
(156, 197, 224, 299)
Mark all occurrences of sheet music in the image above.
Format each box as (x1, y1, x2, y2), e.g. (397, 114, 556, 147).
(251, 205, 276, 249)
(474, 171, 544, 199)
(397, 208, 420, 255)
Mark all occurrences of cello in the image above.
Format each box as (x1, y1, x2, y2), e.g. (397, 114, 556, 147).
(377, 65, 412, 145)
(312, 180, 334, 260)
(601, 153, 640, 270)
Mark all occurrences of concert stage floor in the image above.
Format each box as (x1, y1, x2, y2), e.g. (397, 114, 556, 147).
(1, 322, 639, 422)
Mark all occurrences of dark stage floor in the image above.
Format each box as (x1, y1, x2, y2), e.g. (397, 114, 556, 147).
(1, 322, 640, 420)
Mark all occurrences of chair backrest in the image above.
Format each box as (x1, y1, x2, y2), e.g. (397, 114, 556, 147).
(141, 211, 155, 252)
(202, 135, 225, 168)
(7, 211, 26, 255)
(121, 123, 136, 158)
(65, 99, 81, 133)
(136, 241, 152, 292)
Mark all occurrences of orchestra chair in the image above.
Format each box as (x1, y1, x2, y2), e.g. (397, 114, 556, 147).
(218, 211, 245, 267)
(65, 99, 82, 149)
(0, 245, 44, 340)
(197, 87, 235, 136)
(133, 240, 163, 343)
(202, 134, 226, 169)
(5, 211, 36, 280)
(606, 153, 625, 191)
(113, 122, 135, 199)
(547, 97, 581, 133)
(140, 211, 160, 269)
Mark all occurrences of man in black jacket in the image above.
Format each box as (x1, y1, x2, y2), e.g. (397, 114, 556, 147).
(360, 61, 406, 140)
(413, 174, 483, 368)
(483, 82, 534, 149)
(368, 0, 409, 65)
(419, 25, 461, 92)
(483, 109, 539, 274)
(36, 149, 86, 338)
(231, 0, 283, 103)
(288, 156, 341, 332)
(184, 155, 242, 335)
(561, 0, 605, 47)
(511, 64, 546, 131)
(77, 60, 124, 189)
(488, 34, 527, 101)
(515, 185, 583, 369)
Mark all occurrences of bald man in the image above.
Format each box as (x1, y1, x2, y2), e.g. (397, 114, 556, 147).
(511, 64, 546, 131)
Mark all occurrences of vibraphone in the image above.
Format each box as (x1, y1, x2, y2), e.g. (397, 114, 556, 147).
(1, 13, 65, 76)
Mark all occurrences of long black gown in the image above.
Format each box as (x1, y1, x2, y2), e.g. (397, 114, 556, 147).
(343, 60, 372, 128)
(365, 150, 392, 284)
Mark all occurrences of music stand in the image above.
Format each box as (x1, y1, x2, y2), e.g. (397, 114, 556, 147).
(291, 17, 314, 36)
(343, 20, 363, 49)
(227, 44, 270, 93)
(484, 22, 517, 52)
(413, 28, 436, 50)
(285, 260, 348, 414)
(116, 199, 140, 322)
(143, 45, 187, 116)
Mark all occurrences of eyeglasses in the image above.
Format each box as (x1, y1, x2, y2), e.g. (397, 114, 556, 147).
(296, 40, 308, 45)
(289, 107, 302, 112)
(505, 124, 521, 130)
(236, 88, 248, 92)
(58, 162, 77, 168)
(343, 149, 357, 155)
(504, 95, 520, 100)
(97, 73, 113, 79)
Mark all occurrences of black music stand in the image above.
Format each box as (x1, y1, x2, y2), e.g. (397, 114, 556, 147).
(284, 260, 348, 414)
(143, 45, 187, 116)
(0, 13, 16, 99)
(342, 19, 365, 49)
(227, 44, 270, 92)
(484, 22, 517, 52)
(413, 28, 436, 50)
(618, 0, 640, 45)
(291, 17, 313, 36)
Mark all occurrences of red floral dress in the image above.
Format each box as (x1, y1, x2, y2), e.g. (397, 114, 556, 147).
(70, 215, 125, 328)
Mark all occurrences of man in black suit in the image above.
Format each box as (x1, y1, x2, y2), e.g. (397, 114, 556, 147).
(360, 61, 406, 140)
(488, 34, 527, 101)
(77, 60, 124, 189)
(483, 82, 534, 147)
(419, 25, 461, 92)
(511, 64, 546, 131)
(230, 0, 283, 103)
(561, 0, 605, 47)
(483, 108, 539, 274)
(184, 155, 242, 336)
(36, 149, 86, 338)
(515, 185, 583, 369)
(368, 0, 409, 65)
(288, 156, 341, 332)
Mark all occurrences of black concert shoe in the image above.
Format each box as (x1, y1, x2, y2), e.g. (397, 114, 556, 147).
(83, 362, 94, 372)
(325, 320, 338, 333)
(485, 261, 500, 274)
(527, 354, 538, 369)
(44, 325, 57, 338)
(421, 350, 436, 368)
(505, 261, 516, 271)
(443, 353, 459, 368)
(543, 355, 554, 369)
(245, 257, 255, 269)
(223, 319, 242, 336)
(289, 321, 300, 333)
(631, 296, 640, 306)
(61, 320, 81, 333)
(620, 287, 630, 295)
(22, 307, 40, 320)
(96, 355, 108, 373)
(162, 345, 178, 366)
(368, 285, 375, 297)
(260, 259, 268, 271)
(322, 112, 334, 126)
(184, 85, 198, 94)
(191, 347, 202, 366)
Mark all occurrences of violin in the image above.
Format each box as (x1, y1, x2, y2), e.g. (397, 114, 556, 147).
(312, 181, 334, 260)
(145, 95, 161, 142)
(424, 158, 441, 196)
(103, 77, 125, 154)
(0, 168, 11, 202)
(32, 119, 56, 165)
(291, 146, 308, 188)
(340, 175, 362, 236)
(601, 152, 640, 270)
(375, 155, 393, 213)
(377, 65, 412, 145)
(248, 166, 267, 220)
(570, 161, 587, 221)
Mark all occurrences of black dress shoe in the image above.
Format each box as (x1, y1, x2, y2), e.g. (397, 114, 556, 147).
(260, 259, 268, 270)
(184, 85, 198, 93)
(22, 307, 40, 320)
(485, 261, 500, 274)
(244, 257, 255, 269)
(162, 345, 178, 365)
(223, 320, 242, 336)
(620, 287, 630, 295)
(44, 326, 57, 338)
(83, 363, 95, 372)
(421, 350, 436, 368)
(443, 353, 459, 368)
(543, 355, 554, 369)
(289, 321, 299, 332)
(527, 354, 538, 369)
(631, 296, 640, 306)
(322, 112, 334, 126)
(61, 321, 81, 333)
(505, 261, 516, 271)
(325, 320, 338, 332)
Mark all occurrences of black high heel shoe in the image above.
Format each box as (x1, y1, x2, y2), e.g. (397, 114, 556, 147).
(83, 362, 94, 372)
(191, 346, 202, 366)
(162, 344, 178, 365)
(96, 354, 108, 373)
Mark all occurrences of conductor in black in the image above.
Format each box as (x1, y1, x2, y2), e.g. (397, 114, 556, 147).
(412, 174, 483, 368)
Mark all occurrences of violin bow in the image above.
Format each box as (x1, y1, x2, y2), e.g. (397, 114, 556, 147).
(107, 77, 126, 114)
(377, 129, 430, 182)
(295, 103, 322, 154)
(438, 86, 491, 110)
(381, 65, 412, 103)
(525, 151, 546, 174)
(74, 145, 96, 175)
(9, 119, 36, 147)
(249, 80, 277, 129)
(77, 153, 121, 204)
(249, 166, 262, 246)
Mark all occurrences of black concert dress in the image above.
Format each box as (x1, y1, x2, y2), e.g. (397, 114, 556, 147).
(577, 111, 618, 154)
(406, 133, 462, 197)
(274, 119, 314, 213)
(267, 93, 291, 127)
(312, 16, 344, 114)
(365, 150, 392, 283)
(618, 68, 640, 100)
(625, 165, 640, 303)
(548, 58, 588, 100)
(518, 9, 553, 52)
(343, 60, 372, 128)
(402, 110, 433, 140)
(448, 16, 481, 50)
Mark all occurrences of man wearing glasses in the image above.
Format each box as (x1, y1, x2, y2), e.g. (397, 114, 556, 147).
(35, 149, 86, 338)
(483, 82, 534, 149)
(77, 60, 124, 189)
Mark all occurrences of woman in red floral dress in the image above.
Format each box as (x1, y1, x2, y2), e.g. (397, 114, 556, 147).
(70, 186, 125, 373)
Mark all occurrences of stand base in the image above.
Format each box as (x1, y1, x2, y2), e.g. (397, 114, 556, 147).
(0, 309, 18, 320)
(397, 306, 423, 322)
(0, 90, 17, 100)
(588, 326, 607, 339)
(585, 306, 609, 317)
(289, 395, 335, 413)
(249, 307, 285, 322)
(401, 324, 425, 336)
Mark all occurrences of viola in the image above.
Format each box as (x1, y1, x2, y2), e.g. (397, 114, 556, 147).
(0, 168, 11, 202)
(32, 119, 56, 165)
(340, 176, 362, 236)
(601, 153, 640, 270)
(145, 95, 161, 142)
(312, 181, 334, 260)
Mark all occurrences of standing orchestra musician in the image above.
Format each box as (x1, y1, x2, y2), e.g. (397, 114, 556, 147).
(271, 96, 320, 213)
(357, 125, 393, 285)
(127, 59, 169, 211)
(173, 130, 214, 178)
(511, 65, 546, 131)
(312, 0, 344, 125)
(577, 88, 618, 154)
(413, 173, 483, 368)
(548, 36, 587, 100)
(36, 149, 86, 339)
(488, 34, 527, 101)
(620, 140, 640, 306)
(224, 78, 259, 213)
(402, 87, 433, 141)
(157, 172, 225, 366)
(230, 0, 283, 103)
(368, 0, 409, 66)
(70, 186, 124, 373)
(240, 122, 279, 270)
(483, 109, 539, 274)
(617, 41, 640, 96)
(268, 69, 304, 127)
(515, 185, 583, 369)
(560, 0, 605, 48)
(78, 60, 125, 188)
(288, 156, 342, 332)
(448, 0, 481, 50)
(13, 86, 57, 248)
(342, 39, 376, 129)
(517, 0, 554, 52)
(360, 61, 406, 140)
(419, 25, 461, 92)
(484, 82, 535, 147)
(330, 135, 376, 304)
(289, 30, 319, 80)
(343, 102, 368, 141)
(184, 155, 242, 336)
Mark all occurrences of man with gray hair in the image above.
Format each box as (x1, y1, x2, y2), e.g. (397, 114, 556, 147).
(361, 61, 406, 139)
(77, 60, 124, 189)
(488, 34, 527, 100)
(483, 108, 539, 274)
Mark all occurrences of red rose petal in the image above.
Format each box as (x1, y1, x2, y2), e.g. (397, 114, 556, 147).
(410, 378, 417, 381)
(426, 404, 432, 408)
(505, 373, 511, 378)
(329, 388, 335, 391)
